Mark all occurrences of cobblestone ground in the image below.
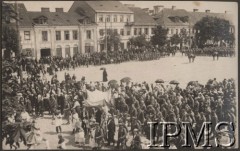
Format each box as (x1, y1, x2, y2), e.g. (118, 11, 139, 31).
(2, 53, 238, 149)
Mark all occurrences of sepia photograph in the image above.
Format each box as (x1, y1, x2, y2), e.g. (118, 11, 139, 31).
(1, 0, 238, 150)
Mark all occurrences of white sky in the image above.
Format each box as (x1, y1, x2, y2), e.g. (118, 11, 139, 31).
(5, 1, 237, 14)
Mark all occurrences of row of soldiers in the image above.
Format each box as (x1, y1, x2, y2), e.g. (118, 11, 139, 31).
(183, 47, 235, 57)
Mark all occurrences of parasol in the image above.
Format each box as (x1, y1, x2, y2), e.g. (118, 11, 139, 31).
(169, 80, 179, 85)
(120, 77, 132, 83)
(108, 80, 118, 85)
(155, 79, 164, 83)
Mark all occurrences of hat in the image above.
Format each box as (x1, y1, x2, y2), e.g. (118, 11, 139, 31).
(133, 128, 139, 132)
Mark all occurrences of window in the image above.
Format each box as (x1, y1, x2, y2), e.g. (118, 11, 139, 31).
(144, 28, 148, 35)
(56, 31, 61, 41)
(64, 31, 70, 40)
(176, 29, 179, 34)
(134, 28, 137, 35)
(39, 18, 47, 24)
(113, 15, 117, 22)
(126, 15, 131, 22)
(120, 15, 124, 22)
(127, 30, 131, 36)
(56, 46, 62, 57)
(73, 45, 78, 55)
(138, 28, 142, 35)
(192, 29, 195, 34)
(65, 45, 70, 57)
(99, 15, 103, 22)
(85, 43, 93, 53)
(151, 28, 155, 34)
(73, 30, 78, 40)
(120, 29, 124, 36)
(24, 31, 30, 40)
(86, 30, 91, 39)
(171, 29, 174, 34)
(99, 29, 104, 36)
(107, 29, 111, 35)
(42, 31, 48, 41)
(114, 29, 118, 34)
(25, 48, 32, 56)
(106, 15, 110, 22)
(120, 43, 124, 50)
(100, 44, 104, 52)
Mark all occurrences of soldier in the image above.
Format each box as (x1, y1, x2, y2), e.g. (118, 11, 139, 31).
(94, 123, 104, 148)
(117, 123, 128, 149)
(103, 69, 108, 82)
(107, 115, 115, 146)
(131, 129, 142, 149)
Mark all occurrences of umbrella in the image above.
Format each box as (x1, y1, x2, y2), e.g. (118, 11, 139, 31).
(108, 80, 118, 85)
(100, 67, 106, 70)
(187, 81, 198, 86)
(155, 79, 164, 83)
(109, 83, 119, 89)
(169, 80, 179, 85)
(120, 77, 132, 83)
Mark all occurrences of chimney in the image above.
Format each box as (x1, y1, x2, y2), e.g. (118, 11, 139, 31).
(142, 8, 149, 14)
(41, 7, 50, 12)
(172, 6, 176, 10)
(193, 9, 198, 12)
(55, 8, 64, 12)
(124, 4, 135, 7)
(153, 5, 164, 14)
(205, 9, 210, 13)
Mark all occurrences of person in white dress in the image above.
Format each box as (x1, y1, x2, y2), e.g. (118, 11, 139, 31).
(72, 109, 79, 134)
(55, 112, 63, 134)
(74, 124, 85, 148)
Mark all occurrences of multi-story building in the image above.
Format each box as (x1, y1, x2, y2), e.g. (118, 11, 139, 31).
(151, 5, 235, 48)
(19, 7, 97, 60)
(69, 1, 156, 51)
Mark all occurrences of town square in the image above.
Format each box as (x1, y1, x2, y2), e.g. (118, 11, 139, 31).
(1, 0, 238, 150)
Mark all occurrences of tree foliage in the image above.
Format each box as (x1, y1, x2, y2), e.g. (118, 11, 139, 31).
(194, 16, 233, 48)
(170, 34, 181, 46)
(100, 29, 121, 51)
(129, 35, 148, 48)
(150, 25, 169, 47)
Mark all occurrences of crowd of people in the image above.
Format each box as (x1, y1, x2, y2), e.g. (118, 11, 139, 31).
(2, 64, 237, 149)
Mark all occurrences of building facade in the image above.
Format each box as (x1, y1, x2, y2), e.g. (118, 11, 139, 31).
(69, 1, 156, 51)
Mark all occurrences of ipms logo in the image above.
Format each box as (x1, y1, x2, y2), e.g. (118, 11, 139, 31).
(147, 122, 235, 148)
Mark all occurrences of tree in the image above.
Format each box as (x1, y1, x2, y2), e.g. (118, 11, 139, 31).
(194, 16, 233, 48)
(129, 35, 148, 48)
(150, 25, 169, 47)
(2, 2, 19, 59)
(100, 29, 121, 51)
(170, 34, 181, 46)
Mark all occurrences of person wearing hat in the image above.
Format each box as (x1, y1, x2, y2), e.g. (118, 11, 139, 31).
(57, 134, 66, 149)
(102, 69, 108, 82)
(117, 123, 128, 149)
(107, 115, 115, 146)
(131, 128, 142, 149)
(94, 122, 104, 149)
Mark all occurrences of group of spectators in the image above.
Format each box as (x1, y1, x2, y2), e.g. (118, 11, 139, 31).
(3, 66, 237, 149)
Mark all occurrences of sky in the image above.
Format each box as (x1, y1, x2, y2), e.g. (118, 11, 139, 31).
(5, 1, 237, 14)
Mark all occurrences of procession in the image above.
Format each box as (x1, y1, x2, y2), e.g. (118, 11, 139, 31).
(2, 0, 238, 150)
(2, 51, 237, 149)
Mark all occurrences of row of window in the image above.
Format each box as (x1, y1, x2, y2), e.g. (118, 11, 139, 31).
(99, 28, 154, 37)
(168, 28, 197, 35)
(99, 15, 131, 23)
(24, 30, 92, 41)
(134, 28, 154, 35)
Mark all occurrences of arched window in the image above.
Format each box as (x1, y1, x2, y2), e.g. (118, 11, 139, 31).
(65, 45, 70, 58)
(56, 45, 62, 57)
(73, 44, 78, 55)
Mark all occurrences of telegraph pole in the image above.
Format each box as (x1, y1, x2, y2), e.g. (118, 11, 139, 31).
(15, 1, 23, 82)
(105, 18, 108, 52)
